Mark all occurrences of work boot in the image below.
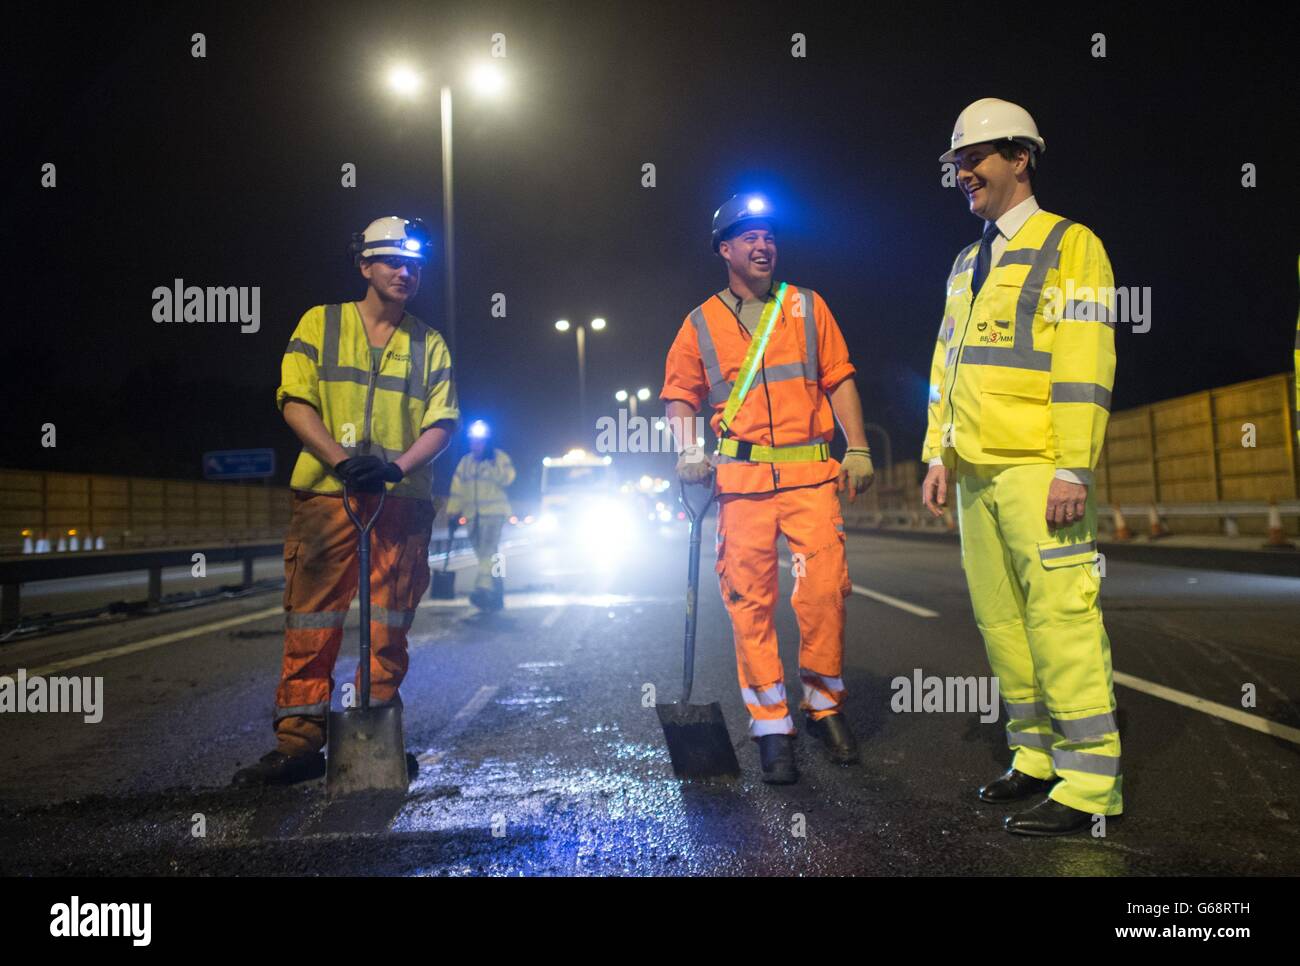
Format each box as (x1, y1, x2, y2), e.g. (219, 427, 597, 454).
(1003, 798, 1096, 837)
(978, 768, 1057, 803)
(231, 749, 326, 787)
(757, 734, 798, 784)
(804, 712, 860, 765)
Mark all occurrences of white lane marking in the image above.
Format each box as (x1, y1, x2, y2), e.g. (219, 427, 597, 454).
(850, 584, 940, 618)
(1114, 671, 1300, 746)
(777, 554, 939, 618)
(417, 684, 500, 766)
(11, 606, 285, 677)
(541, 605, 567, 628)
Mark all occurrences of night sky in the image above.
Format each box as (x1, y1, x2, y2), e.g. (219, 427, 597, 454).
(5, 1, 1297, 496)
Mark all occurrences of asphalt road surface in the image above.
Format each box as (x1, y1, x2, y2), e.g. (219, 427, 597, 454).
(1, 519, 1297, 876)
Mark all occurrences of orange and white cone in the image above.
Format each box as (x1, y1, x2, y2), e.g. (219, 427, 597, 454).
(1147, 504, 1168, 539)
(1111, 505, 1132, 541)
(1262, 499, 1295, 549)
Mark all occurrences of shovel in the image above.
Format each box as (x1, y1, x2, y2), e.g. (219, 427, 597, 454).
(326, 483, 410, 799)
(655, 480, 741, 779)
(429, 518, 457, 599)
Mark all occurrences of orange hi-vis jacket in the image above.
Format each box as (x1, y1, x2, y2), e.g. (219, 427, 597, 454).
(661, 283, 856, 494)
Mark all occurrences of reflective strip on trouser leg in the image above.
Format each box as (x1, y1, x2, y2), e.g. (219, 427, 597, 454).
(717, 493, 791, 736)
(741, 683, 794, 737)
(471, 514, 505, 591)
(994, 463, 1123, 815)
(956, 464, 1054, 780)
(779, 481, 851, 720)
(355, 495, 437, 706)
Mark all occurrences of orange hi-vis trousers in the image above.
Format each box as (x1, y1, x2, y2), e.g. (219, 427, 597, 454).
(274, 490, 436, 755)
(715, 481, 852, 737)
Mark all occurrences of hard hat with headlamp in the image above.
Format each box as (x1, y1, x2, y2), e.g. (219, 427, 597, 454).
(711, 194, 776, 253)
(467, 419, 491, 440)
(347, 216, 432, 265)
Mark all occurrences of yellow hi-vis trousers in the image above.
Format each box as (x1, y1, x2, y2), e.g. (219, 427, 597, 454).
(955, 459, 1123, 816)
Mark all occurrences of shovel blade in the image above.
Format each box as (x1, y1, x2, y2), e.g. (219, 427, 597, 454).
(655, 701, 741, 779)
(326, 706, 410, 799)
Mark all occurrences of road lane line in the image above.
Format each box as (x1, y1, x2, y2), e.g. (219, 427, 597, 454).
(542, 605, 568, 628)
(12, 606, 285, 677)
(850, 584, 940, 618)
(778, 554, 939, 617)
(418, 684, 500, 766)
(1114, 670, 1300, 746)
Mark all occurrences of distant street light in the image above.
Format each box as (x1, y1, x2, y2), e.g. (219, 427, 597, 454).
(615, 386, 652, 419)
(556, 318, 606, 443)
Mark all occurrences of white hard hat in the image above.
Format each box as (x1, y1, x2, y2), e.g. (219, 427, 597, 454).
(939, 98, 1045, 164)
(349, 216, 431, 264)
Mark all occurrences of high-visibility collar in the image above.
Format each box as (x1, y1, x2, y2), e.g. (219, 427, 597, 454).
(717, 281, 789, 436)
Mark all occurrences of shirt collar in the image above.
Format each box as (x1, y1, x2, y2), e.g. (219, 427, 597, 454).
(987, 195, 1039, 242)
(720, 282, 777, 311)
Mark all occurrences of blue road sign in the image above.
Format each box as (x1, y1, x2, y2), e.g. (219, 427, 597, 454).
(203, 449, 276, 480)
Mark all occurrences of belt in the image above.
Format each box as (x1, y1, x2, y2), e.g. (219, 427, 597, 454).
(715, 438, 830, 463)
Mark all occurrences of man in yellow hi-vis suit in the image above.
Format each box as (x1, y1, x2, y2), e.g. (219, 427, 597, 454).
(921, 99, 1121, 835)
(446, 420, 516, 611)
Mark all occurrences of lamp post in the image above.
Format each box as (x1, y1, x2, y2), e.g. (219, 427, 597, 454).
(615, 386, 651, 420)
(555, 317, 606, 443)
(386, 60, 506, 363)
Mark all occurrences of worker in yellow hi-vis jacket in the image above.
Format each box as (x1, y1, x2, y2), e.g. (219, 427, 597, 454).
(446, 420, 516, 611)
(921, 99, 1121, 836)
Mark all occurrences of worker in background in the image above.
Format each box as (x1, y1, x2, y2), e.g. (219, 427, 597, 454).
(921, 99, 1121, 835)
(661, 194, 875, 784)
(233, 215, 459, 786)
(446, 419, 516, 611)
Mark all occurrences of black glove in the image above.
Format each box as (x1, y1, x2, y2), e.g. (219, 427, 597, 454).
(334, 455, 386, 493)
(381, 461, 404, 484)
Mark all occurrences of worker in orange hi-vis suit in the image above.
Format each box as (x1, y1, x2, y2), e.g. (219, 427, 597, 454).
(660, 193, 875, 785)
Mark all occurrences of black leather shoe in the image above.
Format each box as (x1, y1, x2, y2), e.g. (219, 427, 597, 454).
(804, 712, 860, 765)
(757, 734, 798, 784)
(406, 752, 419, 781)
(978, 768, 1057, 803)
(1004, 797, 1095, 836)
(231, 750, 326, 787)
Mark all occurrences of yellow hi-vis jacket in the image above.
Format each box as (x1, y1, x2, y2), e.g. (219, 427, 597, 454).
(277, 302, 459, 501)
(1294, 254, 1299, 445)
(922, 210, 1117, 472)
(446, 450, 516, 518)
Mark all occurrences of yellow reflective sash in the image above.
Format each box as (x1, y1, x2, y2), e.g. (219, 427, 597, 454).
(717, 282, 789, 436)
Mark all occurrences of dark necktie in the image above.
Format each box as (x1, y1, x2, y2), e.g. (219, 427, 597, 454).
(971, 222, 1000, 297)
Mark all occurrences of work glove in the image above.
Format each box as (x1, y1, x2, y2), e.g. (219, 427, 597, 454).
(334, 455, 387, 493)
(839, 447, 875, 501)
(675, 444, 715, 484)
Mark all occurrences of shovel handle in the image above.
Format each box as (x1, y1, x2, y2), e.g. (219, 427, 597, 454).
(678, 480, 716, 704)
(342, 484, 386, 710)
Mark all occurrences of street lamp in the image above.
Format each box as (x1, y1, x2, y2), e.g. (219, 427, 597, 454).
(385, 60, 507, 363)
(555, 318, 606, 443)
(615, 386, 651, 420)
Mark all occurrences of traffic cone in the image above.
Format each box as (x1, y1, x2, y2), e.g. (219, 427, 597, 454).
(22, 533, 34, 554)
(1147, 504, 1168, 539)
(1262, 500, 1295, 549)
(1111, 505, 1132, 541)
(57, 535, 67, 552)
(36, 532, 50, 553)
(95, 536, 105, 550)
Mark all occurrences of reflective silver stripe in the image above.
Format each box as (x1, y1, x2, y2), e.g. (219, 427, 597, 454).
(371, 605, 415, 628)
(286, 611, 347, 629)
(948, 243, 979, 288)
(427, 365, 452, 387)
(1007, 730, 1056, 749)
(1062, 300, 1114, 328)
(945, 347, 958, 367)
(1053, 749, 1121, 776)
(1005, 700, 1050, 719)
(375, 373, 410, 393)
(962, 219, 1073, 373)
(741, 684, 787, 707)
(322, 303, 341, 368)
(795, 286, 818, 381)
(995, 249, 1038, 267)
(689, 307, 726, 393)
(1052, 711, 1119, 740)
(274, 701, 329, 720)
(763, 361, 808, 383)
(1051, 382, 1111, 409)
(1039, 540, 1097, 562)
(407, 324, 427, 399)
(320, 365, 370, 386)
(749, 714, 795, 737)
(286, 338, 318, 362)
